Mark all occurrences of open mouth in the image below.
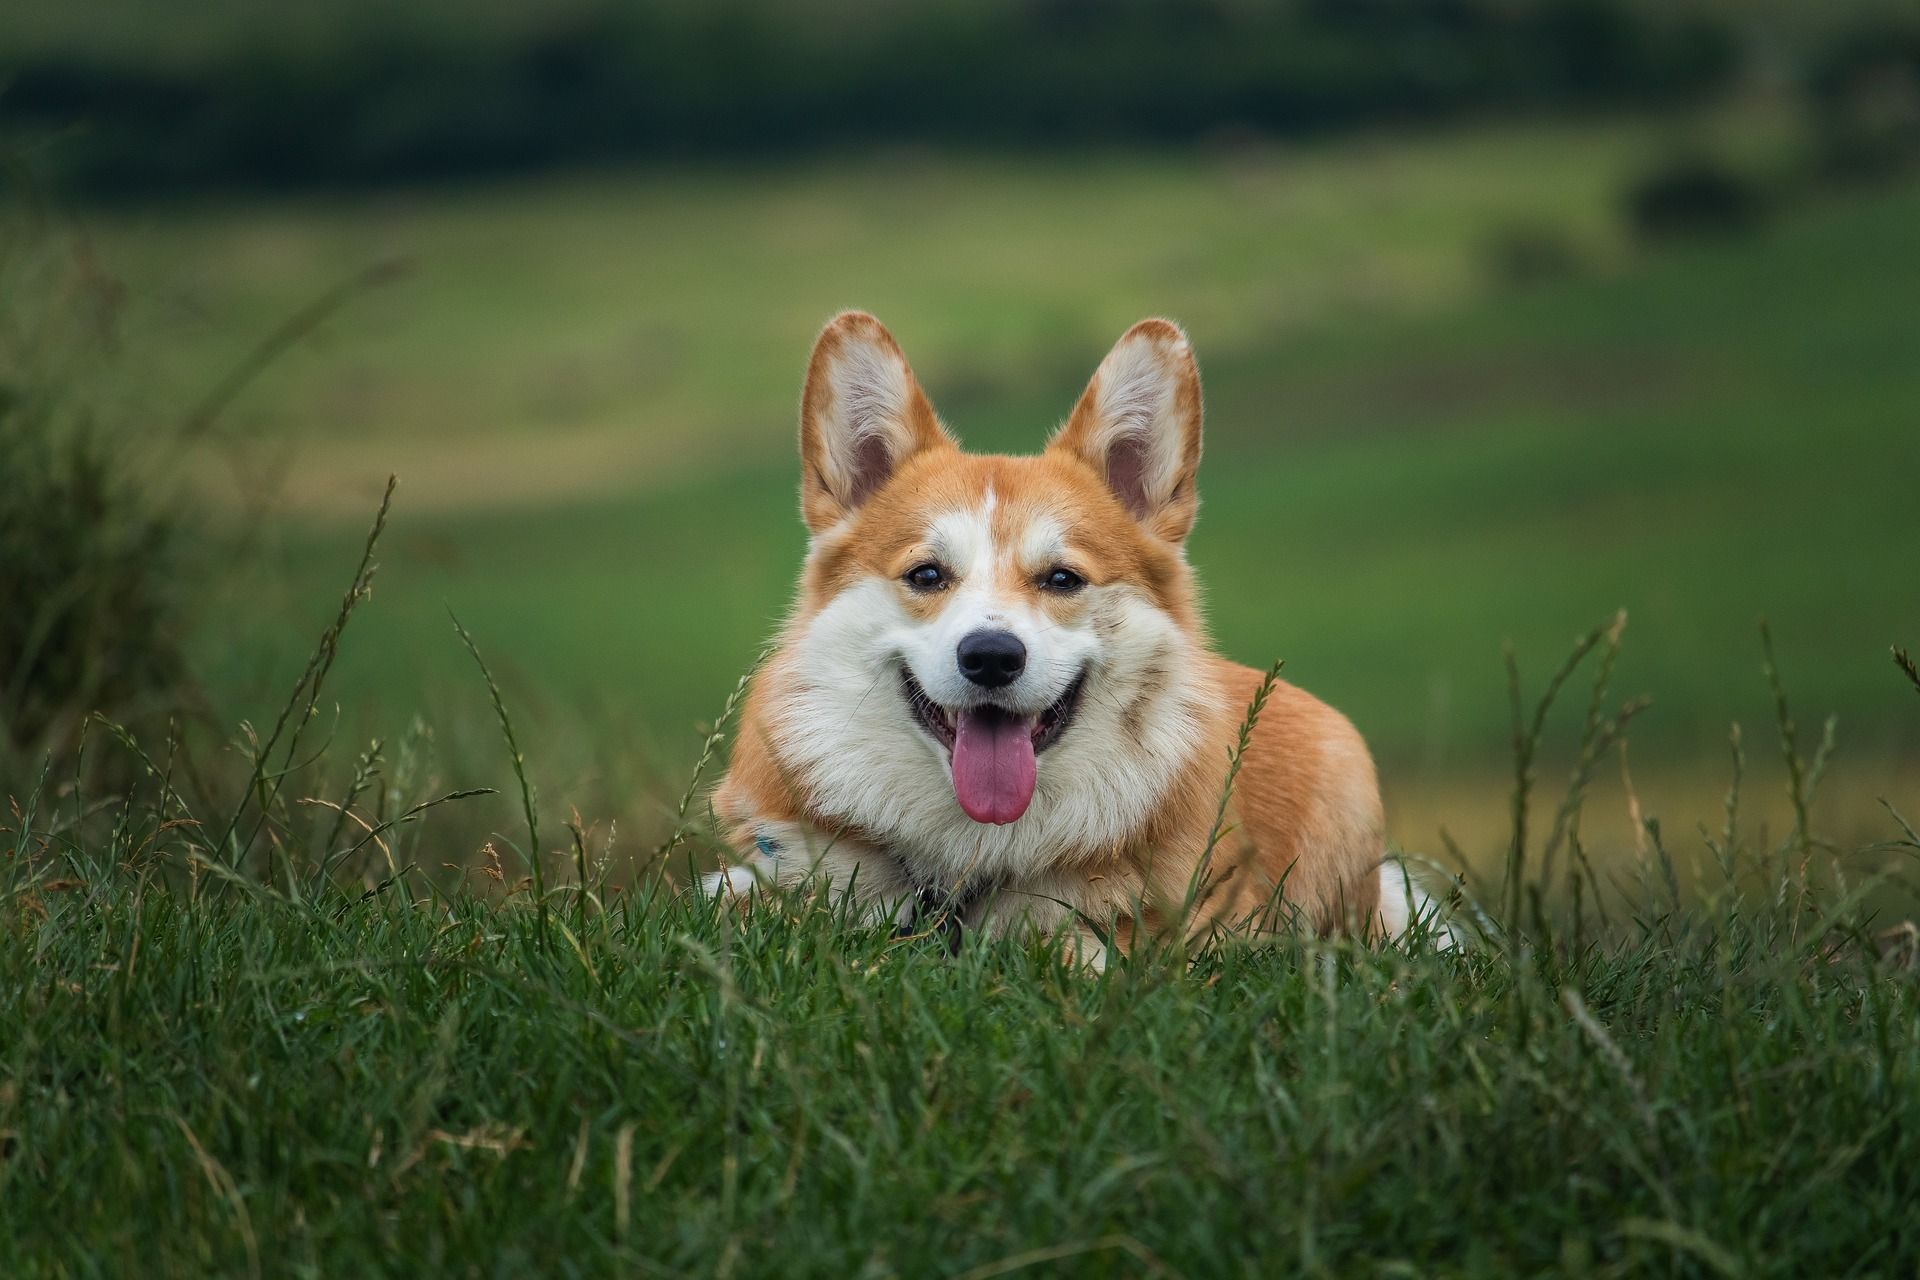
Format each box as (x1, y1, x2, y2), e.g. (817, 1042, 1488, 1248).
(900, 667, 1085, 754)
(901, 665, 1085, 826)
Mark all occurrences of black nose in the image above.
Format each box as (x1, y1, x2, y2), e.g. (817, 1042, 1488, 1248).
(956, 629, 1027, 688)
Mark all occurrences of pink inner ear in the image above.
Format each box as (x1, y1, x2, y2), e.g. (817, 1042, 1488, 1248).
(1105, 432, 1153, 520)
(846, 431, 893, 507)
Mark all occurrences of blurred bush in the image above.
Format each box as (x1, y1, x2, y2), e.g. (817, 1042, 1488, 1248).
(1807, 18, 1920, 182)
(1480, 220, 1587, 288)
(0, 203, 192, 764)
(1622, 152, 1770, 241)
(2, 0, 1739, 195)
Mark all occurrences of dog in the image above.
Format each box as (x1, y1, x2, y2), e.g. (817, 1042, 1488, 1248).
(705, 312, 1437, 962)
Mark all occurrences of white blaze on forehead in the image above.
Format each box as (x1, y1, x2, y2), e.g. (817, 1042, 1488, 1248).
(1018, 513, 1070, 570)
(927, 504, 995, 578)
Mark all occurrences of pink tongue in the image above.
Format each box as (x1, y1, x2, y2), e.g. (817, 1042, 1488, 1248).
(950, 707, 1037, 825)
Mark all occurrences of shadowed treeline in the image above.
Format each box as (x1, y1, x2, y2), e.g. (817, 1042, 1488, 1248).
(3, 0, 1751, 194)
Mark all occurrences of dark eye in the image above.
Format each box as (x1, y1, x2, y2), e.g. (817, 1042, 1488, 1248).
(1041, 567, 1085, 593)
(905, 563, 947, 592)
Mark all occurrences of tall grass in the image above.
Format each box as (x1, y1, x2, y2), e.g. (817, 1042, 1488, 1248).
(3, 482, 1916, 1275)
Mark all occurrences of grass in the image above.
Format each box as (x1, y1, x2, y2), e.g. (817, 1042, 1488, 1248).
(8, 868, 1918, 1277)
(5, 552, 1919, 1274)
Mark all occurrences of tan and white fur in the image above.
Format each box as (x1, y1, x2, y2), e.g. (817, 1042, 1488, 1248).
(706, 312, 1438, 962)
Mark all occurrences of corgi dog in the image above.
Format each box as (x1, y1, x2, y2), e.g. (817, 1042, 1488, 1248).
(707, 312, 1433, 962)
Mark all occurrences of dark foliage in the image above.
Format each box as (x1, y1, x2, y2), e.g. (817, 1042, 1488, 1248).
(1807, 18, 1920, 182)
(1622, 152, 1770, 241)
(0, 219, 191, 761)
(0, 400, 187, 757)
(2, 0, 1738, 196)
(1481, 219, 1586, 288)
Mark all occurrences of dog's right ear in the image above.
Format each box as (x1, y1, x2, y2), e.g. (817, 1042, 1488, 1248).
(798, 311, 954, 534)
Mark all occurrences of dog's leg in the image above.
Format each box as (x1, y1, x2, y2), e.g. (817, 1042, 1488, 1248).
(702, 819, 917, 929)
(1374, 858, 1463, 950)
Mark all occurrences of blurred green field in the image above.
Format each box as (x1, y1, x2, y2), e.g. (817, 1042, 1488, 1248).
(74, 118, 1919, 844)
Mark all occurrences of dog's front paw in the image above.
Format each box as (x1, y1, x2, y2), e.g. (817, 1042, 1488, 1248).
(700, 861, 769, 904)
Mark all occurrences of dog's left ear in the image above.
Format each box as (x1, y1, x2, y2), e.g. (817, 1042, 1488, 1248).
(1050, 319, 1203, 544)
(798, 311, 955, 534)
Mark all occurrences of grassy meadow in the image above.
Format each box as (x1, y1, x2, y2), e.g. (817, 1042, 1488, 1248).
(68, 114, 1920, 856)
(9, 89, 1920, 1278)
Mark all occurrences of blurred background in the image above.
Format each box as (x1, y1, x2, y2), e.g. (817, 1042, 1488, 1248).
(4, 0, 1917, 861)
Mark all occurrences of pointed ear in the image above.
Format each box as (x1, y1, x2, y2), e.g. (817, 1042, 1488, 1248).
(798, 311, 954, 534)
(1050, 318, 1203, 543)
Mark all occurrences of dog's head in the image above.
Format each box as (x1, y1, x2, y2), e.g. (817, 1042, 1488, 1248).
(767, 312, 1215, 869)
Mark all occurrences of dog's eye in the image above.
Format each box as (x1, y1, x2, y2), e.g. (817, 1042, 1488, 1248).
(1041, 567, 1085, 593)
(905, 563, 947, 592)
